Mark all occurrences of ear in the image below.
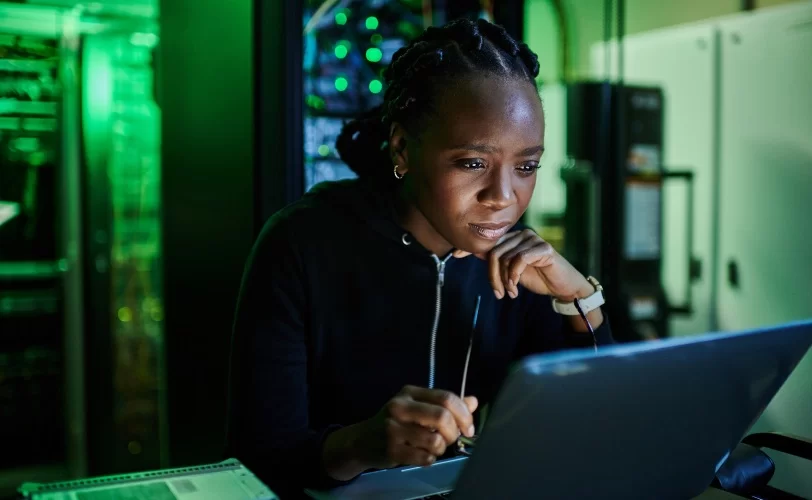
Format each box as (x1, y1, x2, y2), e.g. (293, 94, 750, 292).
(389, 122, 410, 174)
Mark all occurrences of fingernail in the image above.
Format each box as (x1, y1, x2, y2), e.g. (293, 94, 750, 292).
(467, 425, 475, 437)
(493, 289, 503, 299)
(508, 289, 517, 299)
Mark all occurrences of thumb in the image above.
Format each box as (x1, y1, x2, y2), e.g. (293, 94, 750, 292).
(463, 396, 478, 413)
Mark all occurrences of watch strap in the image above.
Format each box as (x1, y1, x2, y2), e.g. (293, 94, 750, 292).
(552, 277, 605, 316)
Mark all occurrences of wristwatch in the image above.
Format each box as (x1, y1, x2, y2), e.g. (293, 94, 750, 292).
(552, 276, 605, 316)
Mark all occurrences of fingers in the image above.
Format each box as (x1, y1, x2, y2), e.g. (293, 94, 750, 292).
(501, 238, 546, 298)
(490, 229, 553, 299)
(396, 386, 476, 438)
(488, 232, 524, 299)
(381, 388, 480, 469)
(395, 421, 448, 456)
(463, 396, 478, 414)
(390, 399, 462, 444)
(385, 423, 437, 467)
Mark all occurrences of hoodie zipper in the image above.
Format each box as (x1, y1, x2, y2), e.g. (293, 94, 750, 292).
(428, 253, 453, 389)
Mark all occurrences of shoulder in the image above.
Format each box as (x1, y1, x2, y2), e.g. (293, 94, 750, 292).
(257, 179, 364, 247)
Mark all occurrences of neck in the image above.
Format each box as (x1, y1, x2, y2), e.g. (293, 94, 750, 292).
(395, 187, 454, 257)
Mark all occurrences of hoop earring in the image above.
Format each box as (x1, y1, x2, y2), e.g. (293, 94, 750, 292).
(393, 165, 404, 180)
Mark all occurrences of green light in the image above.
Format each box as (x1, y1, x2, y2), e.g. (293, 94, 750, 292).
(334, 44, 348, 59)
(365, 47, 383, 63)
(335, 77, 348, 92)
(335, 12, 347, 25)
(318, 144, 330, 156)
(369, 79, 383, 94)
(370, 34, 383, 45)
(306, 94, 326, 110)
(365, 16, 379, 30)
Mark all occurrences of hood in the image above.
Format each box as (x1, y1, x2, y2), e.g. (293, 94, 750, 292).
(303, 178, 435, 258)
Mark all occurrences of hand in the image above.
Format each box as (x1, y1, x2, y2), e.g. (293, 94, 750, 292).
(453, 229, 593, 301)
(323, 386, 477, 480)
(366, 385, 477, 468)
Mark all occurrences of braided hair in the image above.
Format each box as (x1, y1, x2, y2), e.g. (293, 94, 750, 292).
(335, 18, 540, 181)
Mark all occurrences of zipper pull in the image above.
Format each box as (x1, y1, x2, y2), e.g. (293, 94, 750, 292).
(437, 261, 446, 287)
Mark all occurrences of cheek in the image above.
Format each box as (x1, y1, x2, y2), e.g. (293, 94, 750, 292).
(416, 164, 472, 219)
(516, 176, 537, 208)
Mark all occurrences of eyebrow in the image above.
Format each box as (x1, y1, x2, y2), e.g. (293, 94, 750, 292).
(449, 143, 545, 156)
(518, 145, 545, 156)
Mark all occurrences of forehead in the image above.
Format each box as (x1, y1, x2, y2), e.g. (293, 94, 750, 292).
(420, 76, 544, 149)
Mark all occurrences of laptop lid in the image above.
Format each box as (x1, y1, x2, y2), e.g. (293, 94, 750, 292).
(451, 320, 812, 500)
(19, 458, 279, 500)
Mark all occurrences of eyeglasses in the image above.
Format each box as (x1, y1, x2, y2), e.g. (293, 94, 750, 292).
(456, 295, 480, 456)
(454, 293, 598, 455)
(574, 298, 599, 353)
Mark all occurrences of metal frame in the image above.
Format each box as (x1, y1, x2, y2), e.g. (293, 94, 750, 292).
(59, 6, 89, 481)
(254, 0, 304, 228)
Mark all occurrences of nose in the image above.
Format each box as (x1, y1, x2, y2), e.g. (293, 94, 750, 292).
(478, 165, 517, 210)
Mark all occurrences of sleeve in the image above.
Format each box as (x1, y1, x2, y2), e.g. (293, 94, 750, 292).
(225, 224, 350, 495)
(514, 293, 615, 359)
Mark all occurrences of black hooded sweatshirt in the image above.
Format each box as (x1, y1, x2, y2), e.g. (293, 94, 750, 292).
(225, 177, 613, 497)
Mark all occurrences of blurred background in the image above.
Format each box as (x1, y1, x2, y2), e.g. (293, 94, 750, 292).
(0, 0, 809, 497)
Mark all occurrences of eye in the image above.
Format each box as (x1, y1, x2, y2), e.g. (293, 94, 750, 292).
(516, 162, 540, 174)
(458, 159, 486, 170)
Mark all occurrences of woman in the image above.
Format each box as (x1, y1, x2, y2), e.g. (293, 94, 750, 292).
(226, 18, 613, 496)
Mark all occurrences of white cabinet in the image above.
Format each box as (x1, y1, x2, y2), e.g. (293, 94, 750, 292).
(716, 5, 812, 496)
(715, 3, 812, 332)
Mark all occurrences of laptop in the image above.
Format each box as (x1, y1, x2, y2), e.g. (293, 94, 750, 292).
(18, 458, 279, 500)
(306, 320, 812, 500)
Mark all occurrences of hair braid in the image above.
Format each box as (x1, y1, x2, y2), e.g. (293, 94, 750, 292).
(336, 18, 541, 181)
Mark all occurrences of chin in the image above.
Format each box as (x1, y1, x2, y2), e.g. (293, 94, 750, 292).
(452, 233, 501, 256)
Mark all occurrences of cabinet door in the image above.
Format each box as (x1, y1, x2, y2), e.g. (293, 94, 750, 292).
(717, 3, 812, 497)
(717, 0, 812, 332)
(590, 24, 717, 337)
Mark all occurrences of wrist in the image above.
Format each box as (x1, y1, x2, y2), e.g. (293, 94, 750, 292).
(322, 422, 368, 481)
(553, 278, 594, 303)
(554, 276, 605, 330)
(568, 307, 604, 332)
(575, 280, 596, 300)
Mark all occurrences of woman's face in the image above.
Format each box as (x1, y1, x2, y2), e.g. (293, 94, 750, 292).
(394, 76, 545, 255)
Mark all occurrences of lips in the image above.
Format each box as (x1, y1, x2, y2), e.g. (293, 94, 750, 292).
(468, 221, 512, 241)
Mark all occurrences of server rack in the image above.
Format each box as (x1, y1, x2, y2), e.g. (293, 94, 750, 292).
(0, 4, 164, 494)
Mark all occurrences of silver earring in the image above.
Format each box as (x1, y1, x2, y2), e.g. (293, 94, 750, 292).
(393, 165, 404, 180)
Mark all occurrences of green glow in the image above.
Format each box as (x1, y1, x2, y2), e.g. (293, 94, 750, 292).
(365, 16, 379, 30)
(365, 47, 382, 63)
(118, 307, 132, 323)
(371, 34, 383, 45)
(335, 12, 347, 25)
(335, 77, 348, 91)
(334, 44, 348, 59)
(306, 94, 325, 109)
(318, 144, 330, 156)
(369, 79, 383, 94)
